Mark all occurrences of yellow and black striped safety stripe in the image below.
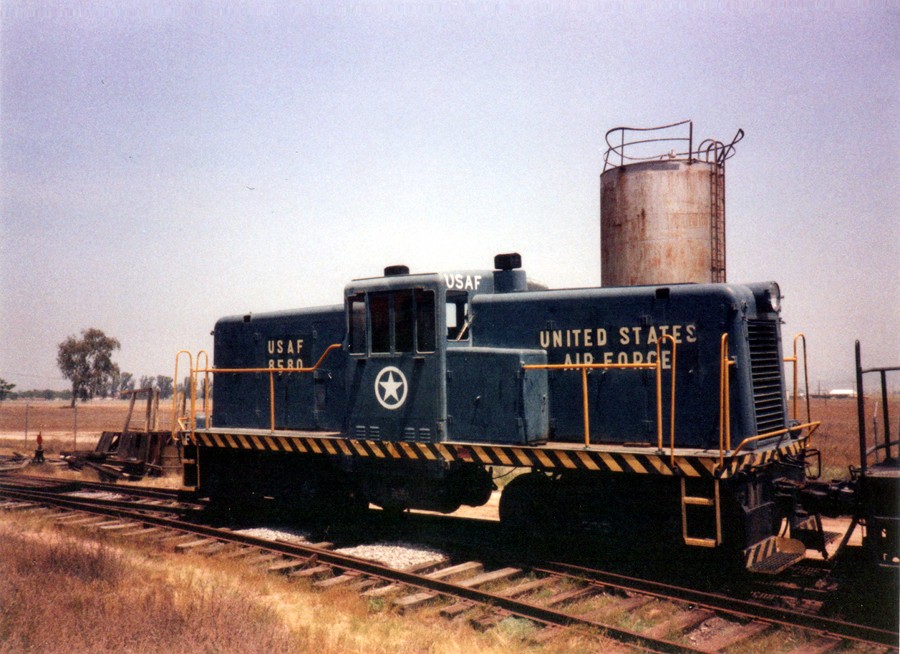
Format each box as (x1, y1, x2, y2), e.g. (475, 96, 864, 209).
(743, 535, 806, 573)
(720, 439, 807, 476)
(744, 536, 780, 570)
(188, 430, 810, 480)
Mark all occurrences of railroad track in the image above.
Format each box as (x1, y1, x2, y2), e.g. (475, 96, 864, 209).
(0, 478, 897, 653)
(0, 475, 204, 515)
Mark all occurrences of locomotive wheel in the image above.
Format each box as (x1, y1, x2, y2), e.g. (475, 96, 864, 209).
(499, 473, 554, 538)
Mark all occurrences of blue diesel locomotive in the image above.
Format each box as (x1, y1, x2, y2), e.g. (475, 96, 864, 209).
(182, 254, 822, 572)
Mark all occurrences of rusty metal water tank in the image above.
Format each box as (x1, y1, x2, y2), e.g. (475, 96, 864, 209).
(600, 120, 743, 286)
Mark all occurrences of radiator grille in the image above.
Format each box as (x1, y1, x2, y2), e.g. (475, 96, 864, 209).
(747, 320, 787, 435)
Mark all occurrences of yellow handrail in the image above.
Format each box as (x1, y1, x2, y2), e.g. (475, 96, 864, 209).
(195, 350, 210, 428)
(718, 332, 820, 467)
(718, 334, 734, 467)
(657, 334, 678, 465)
(191, 343, 342, 433)
(729, 421, 820, 459)
(655, 337, 678, 453)
(524, 361, 656, 448)
(173, 350, 193, 442)
(524, 337, 677, 451)
(783, 333, 812, 425)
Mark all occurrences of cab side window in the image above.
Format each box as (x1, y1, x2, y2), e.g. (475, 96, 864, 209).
(348, 293, 366, 354)
(446, 291, 469, 340)
(415, 289, 436, 353)
(355, 288, 438, 354)
(370, 293, 391, 353)
(393, 291, 414, 353)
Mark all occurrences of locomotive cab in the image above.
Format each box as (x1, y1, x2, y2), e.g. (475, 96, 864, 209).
(343, 262, 549, 446)
(344, 269, 450, 443)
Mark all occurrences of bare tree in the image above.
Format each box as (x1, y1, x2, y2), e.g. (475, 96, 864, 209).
(57, 328, 121, 407)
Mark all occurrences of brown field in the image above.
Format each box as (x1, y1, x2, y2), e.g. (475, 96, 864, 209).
(0, 398, 175, 455)
(801, 396, 899, 479)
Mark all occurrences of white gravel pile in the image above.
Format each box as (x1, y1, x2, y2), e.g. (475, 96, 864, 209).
(65, 491, 128, 501)
(233, 527, 311, 544)
(334, 542, 447, 570)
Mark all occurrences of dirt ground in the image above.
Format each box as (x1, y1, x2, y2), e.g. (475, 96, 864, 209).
(0, 398, 174, 451)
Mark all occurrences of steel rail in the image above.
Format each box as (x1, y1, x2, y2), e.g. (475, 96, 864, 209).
(0, 476, 201, 505)
(536, 560, 899, 648)
(0, 486, 200, 516)
(0, 485, 704, 654)
(58, 479, 200, 503)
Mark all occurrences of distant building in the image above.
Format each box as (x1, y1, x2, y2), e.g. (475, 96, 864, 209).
(828, 389, 857, 398)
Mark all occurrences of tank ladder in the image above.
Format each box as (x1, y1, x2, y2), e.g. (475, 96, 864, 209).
(709, 162, 726, 283)
(680, 478, 722, 547)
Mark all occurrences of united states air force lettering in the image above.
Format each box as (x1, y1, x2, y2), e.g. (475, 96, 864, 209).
(538, 324, 697, 369)
(267, 338, 304, 369)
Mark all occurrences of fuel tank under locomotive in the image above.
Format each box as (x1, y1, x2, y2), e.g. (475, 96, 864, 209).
(199, 445, 492, 515)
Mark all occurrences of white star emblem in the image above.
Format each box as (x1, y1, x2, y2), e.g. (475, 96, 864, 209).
(374, 366, 408, 410)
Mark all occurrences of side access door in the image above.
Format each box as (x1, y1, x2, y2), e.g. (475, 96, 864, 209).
(345, 283, 446, 442)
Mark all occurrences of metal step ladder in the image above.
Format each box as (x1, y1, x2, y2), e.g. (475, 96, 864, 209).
(680, 478, 722, 547)
(709, 163, 726, 283)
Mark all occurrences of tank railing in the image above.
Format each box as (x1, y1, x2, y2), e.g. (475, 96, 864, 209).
(855, 340, 900, 474)
(185, 343, 342, 436)
(523, 336, 677, 459)
(604, 121, 743, 172)
(698, 128, 744, 167)
(604, 120, 693, 171)
(783, 333, 812, 425)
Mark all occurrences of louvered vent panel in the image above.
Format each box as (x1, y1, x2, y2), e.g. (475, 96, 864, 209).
(747, 320, 787, 435)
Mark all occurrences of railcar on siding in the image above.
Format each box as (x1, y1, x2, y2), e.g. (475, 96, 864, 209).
(181, 254, 821, 573)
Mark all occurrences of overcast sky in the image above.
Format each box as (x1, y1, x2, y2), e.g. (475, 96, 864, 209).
(1, 1, 897, 394)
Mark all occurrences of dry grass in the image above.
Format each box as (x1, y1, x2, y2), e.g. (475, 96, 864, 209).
(0, 519, 295, 654)
(0, 514, 614, 653)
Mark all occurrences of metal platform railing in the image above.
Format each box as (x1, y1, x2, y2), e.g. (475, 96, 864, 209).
(603, 119, 744, 171)
(855, 341, 900, 472)
(174, 344, 342, 442)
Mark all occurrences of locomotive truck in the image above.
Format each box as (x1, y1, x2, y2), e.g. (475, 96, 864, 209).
(180, 253, 827, 573)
